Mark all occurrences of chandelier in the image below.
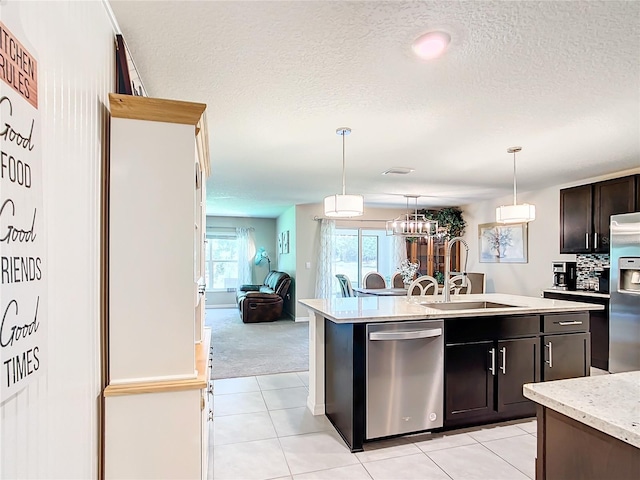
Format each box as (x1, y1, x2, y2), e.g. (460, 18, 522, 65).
(386, 195, 438, 237)
(496, 146, 536, 223)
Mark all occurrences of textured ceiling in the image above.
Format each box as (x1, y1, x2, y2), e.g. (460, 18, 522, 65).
(110, 1, 640, 218)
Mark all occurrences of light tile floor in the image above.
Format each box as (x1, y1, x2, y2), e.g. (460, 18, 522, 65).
(208, 371, 537, 480)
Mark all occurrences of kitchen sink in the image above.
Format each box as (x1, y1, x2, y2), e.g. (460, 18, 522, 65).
(420, 301, 518, 310)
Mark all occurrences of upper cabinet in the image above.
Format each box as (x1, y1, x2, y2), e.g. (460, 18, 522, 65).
(560, 175, 638, 254)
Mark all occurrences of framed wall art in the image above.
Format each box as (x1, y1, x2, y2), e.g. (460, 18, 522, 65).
(478, 222, 528, 263)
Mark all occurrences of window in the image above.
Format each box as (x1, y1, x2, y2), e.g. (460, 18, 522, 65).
(205, 234, 238, 291)
(333, 228, 397, 289)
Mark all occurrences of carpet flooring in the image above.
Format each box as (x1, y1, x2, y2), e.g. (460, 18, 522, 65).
(206, 308, 309, 380)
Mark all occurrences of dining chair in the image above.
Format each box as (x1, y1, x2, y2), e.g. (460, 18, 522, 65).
(465, 272, 485, 293)
(448, 274, 473, 295)
(363, 272, 386, 289)
(406, 275, 439, 297)
(391, 272, 405, 288)
(335, 274, 356, 297)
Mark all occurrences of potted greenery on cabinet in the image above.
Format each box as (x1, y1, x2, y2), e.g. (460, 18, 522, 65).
(409, 207, 467, 282)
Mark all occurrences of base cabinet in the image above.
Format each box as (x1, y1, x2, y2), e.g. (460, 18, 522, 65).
(445, 341, 495, 423)
(536, 406, 639, 480)
(497, 338, 540, 412)
(105, 388, 210, 480)
(542, 332, 590, 381)
(444, 313, 589, 429)
(445, 336, 539, 427)
(543, 291, 608, 371)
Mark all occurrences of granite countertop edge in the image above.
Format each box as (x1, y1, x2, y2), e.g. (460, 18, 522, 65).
(299, 293, 604, 324)
(523, 373, 640, 448)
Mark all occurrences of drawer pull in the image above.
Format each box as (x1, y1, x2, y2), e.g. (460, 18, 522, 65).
(558, 321, 582, 326)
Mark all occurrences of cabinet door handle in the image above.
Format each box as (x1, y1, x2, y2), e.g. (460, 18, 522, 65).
(558, 321, 582, 326)
(489, 347, 496, 376)
(594, 232, 598, 249)
(500, 347, 506, 374)
(545, 342, 553, 368)
(585, 233, 589, 249)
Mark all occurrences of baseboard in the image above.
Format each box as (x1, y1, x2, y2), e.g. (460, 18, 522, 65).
(295, 316, 310, 323)
(307, 397, 325, 415)
(206, 304, 236, 309)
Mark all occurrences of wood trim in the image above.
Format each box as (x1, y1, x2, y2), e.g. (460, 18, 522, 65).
(196, 110, 211, 178)
(104, 329, 211, 397)
(109, 93, 206, 127)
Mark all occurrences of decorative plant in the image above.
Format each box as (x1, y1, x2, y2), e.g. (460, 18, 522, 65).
(397, 259, 419, 285)
(420, 207, 467, 239)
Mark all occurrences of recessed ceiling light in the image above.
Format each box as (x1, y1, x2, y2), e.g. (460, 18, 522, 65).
(382, 167, 415, 175)
(412, 31, 451, 60)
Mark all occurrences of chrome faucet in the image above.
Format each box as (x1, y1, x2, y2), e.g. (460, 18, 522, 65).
(443, 236, 469, 303)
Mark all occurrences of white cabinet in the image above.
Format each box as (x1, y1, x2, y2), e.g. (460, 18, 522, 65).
(104, 94, 211, 479)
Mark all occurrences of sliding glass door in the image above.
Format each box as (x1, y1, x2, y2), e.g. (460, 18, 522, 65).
(333, 228, 398, 288)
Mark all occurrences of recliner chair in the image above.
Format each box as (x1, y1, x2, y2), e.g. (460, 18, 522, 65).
(236, 271, 292, 323)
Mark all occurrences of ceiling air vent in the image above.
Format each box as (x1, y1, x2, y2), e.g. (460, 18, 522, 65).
(381, 167, 415, 175)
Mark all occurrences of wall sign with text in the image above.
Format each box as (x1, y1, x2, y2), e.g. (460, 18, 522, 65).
(0, 19, 46, 403)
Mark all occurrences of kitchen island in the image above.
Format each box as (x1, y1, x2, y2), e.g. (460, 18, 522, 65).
(299, 293, 603, 452)
(523, 371, 640, 480)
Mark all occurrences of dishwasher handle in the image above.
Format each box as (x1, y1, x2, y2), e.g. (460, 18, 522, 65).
(369, 328, 442, 341)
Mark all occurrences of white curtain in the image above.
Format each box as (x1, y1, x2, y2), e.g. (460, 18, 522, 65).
(315, 219, 336, 298)
(393, 235, 408, 271)
(236, 227, 254, 287)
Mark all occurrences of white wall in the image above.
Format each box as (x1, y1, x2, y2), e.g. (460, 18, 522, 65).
(0, 0, 114, 478)
(276, 206, 296, 318)
(462, 167, 640, 297)
(205, 216, 277, 306)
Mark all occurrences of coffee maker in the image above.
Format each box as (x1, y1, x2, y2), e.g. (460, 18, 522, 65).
(552, 261, 577, 290)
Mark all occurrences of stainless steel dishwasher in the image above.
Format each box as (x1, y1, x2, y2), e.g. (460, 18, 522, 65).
(366, 319, 444, 439)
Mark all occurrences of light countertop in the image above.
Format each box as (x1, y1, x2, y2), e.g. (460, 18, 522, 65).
(298, 293, 603, 324)
(542, 288, 610, 299)
(523, 371, 640, 447)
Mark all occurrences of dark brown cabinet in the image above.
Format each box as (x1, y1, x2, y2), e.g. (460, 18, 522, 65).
(497, 337, 540, 412)
(444, 316, 540, 428)
(560, 175, 637, 254)
(536, 407, 640, 480)
(542, 332, 590, 381)
(560, 184, 593, 253)
(543, 291, 608, 371)
(445, 341, 495, 423)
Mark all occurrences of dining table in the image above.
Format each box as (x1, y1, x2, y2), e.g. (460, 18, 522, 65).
(352, 287, 408, 296)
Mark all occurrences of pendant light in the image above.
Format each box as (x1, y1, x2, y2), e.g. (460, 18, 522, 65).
(386, 195, 438, 237)
(496, 146, 536, 223)
(324, 127, 364, 217)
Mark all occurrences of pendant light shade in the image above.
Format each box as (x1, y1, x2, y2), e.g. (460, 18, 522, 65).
(496, 146, 536, 223)
(324, 194, 364, 218)
(324, 127, 364, 217)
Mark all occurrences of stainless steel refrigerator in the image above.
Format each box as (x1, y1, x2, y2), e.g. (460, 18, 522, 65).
(609, 212, 640, 373)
